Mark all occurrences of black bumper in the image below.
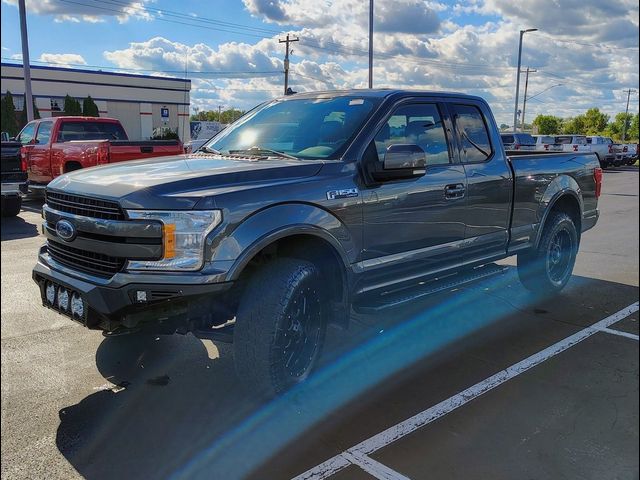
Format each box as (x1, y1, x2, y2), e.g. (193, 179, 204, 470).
(33, 259, 234, 333)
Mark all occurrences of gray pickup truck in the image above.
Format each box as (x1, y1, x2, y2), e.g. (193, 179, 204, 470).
(33, 90, 602, 396)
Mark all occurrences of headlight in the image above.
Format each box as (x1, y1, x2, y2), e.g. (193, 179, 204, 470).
(126, 210, 222, 272)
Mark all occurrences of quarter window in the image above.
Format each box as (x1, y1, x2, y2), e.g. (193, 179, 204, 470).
(374, 104, 450, 166)
(452, 105, 492, 163)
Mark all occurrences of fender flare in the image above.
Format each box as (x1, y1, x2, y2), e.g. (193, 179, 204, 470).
(533, 176, 583, 248)
(209, 203, 355, 282)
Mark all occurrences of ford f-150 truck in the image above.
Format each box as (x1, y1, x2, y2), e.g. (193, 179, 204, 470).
(15, 116, 184, 189)
(32, 90, 602, 396)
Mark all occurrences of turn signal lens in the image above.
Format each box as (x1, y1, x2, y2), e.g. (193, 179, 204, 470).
(163, 223, 176, 259)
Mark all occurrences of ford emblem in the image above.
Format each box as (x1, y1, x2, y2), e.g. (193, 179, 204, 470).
(55, 219, 77, 242)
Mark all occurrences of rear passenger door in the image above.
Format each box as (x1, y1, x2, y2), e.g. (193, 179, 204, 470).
(449, 103, 512, 260)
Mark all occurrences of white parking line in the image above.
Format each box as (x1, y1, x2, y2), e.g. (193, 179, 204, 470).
(293, 301, 640, 480)
(341, 451, 410, 480)
(597, 326, 639, 341)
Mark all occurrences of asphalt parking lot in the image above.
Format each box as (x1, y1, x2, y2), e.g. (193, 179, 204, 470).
(1, 167, 638, 480)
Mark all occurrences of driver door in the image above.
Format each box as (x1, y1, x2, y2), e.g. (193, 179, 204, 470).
(360, 102, 468, 291)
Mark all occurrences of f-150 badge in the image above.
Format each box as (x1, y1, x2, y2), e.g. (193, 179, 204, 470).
(326, 188, 359, 200)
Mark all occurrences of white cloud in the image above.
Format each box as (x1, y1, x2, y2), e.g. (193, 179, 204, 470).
(38, 53, 87, 67)
(92, 0, 638, 124)
(1, 0, 153, 23)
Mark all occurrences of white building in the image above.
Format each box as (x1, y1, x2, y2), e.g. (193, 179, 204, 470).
(1, 63, 191, 142)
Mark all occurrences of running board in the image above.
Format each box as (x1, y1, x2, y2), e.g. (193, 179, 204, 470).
(353, 263, 507, 314)
(194, 324, 234, 343)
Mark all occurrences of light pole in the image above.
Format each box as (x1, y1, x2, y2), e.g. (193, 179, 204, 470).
(513, 28, 537, 132)
(368, 0, 374, 88)
(18, 0, 34, 122)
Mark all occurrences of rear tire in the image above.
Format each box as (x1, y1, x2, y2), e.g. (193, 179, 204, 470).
(234, 258, 327, 397)
(517, 212, 578, 294)
(1, 196, 22, 217)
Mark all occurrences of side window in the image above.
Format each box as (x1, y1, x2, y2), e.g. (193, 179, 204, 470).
(16, 122, 36, 145)
(373, 104, 450, 166)
(452, 104, 492, 163)
(35, 122, 53, 144)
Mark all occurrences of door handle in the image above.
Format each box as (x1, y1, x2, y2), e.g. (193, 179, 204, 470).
(444, 183, 466, 199)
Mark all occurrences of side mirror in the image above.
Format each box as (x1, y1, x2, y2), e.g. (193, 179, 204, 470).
(371, 144, 427, 182)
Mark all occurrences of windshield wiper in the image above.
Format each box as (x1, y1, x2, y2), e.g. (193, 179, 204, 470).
(229, 146, 298, 160)
(199, 145, 221, 154)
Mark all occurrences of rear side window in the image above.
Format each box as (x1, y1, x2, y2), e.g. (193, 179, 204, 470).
(517, 134, 535, 144)
(57, 121, 127, 142)
(501, 135, 515, 144)
(374, 103, 450, 166)
(452, 104, 492, 163)
(35, 121, 53, 144)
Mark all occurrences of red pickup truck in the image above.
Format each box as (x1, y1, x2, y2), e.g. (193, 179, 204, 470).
(15, 117, 184, 187)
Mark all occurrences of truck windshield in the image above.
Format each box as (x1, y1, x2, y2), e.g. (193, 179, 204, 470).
(204, 96, 380, 159)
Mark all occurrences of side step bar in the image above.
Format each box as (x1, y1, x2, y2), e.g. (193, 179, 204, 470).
(194, 321, 235, 343)
(353, 263, 507, 314)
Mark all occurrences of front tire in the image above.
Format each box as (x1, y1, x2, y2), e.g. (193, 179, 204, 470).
(1, 196, 22, 217)
(517, 212, 579, 294)
(234, 258, 327, 397)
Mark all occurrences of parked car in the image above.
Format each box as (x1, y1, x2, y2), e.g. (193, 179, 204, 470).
(33, 90, 601, 396)
(14, 117, 184, 189)
(532, 135, 563, 152)
(622, 143, 638, 165)
(500, 133, 537, 151)
(554, 135, 590, 153)
(586, 135, 616, 168)
(1, 140, 28, 217)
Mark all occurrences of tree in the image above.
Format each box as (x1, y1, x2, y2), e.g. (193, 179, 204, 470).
(1, 91, 20, 136)
(583, 108, 609, 135)
(499, 123, 510, 131)
(604, 112, 634, 141)
(19, 100, 40, 130)
(562, 115, 586, 135)
(532, 114, 563, 135)
(82, 96, 100, 117)
(63, 94, 82, 115)
(629, 113, 640, 142)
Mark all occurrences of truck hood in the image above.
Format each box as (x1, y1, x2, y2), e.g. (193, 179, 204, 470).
(48, 154, 325, 209)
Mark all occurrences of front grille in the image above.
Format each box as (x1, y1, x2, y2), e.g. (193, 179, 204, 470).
(47, 241, 125, 277)
(46, 191, 124, 220)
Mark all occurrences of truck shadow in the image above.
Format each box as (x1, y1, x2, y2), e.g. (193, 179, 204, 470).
(0, 215, 39, 241)
(55, 269, 639, 480)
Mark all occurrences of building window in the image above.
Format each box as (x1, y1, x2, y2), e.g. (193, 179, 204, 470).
(51, 99, 62, 112)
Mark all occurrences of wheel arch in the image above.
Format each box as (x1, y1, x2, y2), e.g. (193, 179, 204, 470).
(534, 188, 583, 249)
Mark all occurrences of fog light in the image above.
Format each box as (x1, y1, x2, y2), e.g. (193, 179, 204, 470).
(45, 282, 56, 304)
(71, 293, 84, 318)
(136, 290, 147, 302)
(58, 288, 69, 311)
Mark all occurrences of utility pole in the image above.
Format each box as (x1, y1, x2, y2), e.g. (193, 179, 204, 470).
(279, 34, 299, 95)
(621, 89, 637, 143)
(18, 0, 34, 122)
(368, 0, 374, 88)
(513, 28, 537, 132)
(520, 67, 537, 132)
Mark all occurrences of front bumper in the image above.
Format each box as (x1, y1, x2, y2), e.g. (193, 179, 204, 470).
(1, 181, 28, 197)
(33, 254, 234, 333)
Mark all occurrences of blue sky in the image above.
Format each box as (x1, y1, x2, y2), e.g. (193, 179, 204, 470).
(1, 0, 638, 124)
